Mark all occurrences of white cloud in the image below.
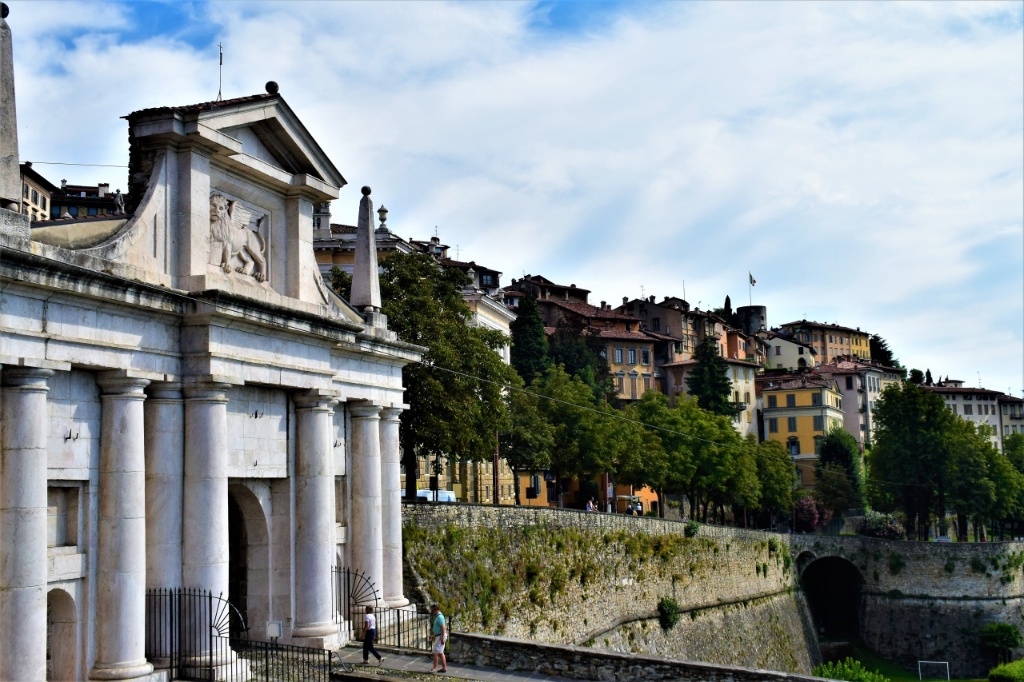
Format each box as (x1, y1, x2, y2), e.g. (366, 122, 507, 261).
(9, 0, 1023, 396)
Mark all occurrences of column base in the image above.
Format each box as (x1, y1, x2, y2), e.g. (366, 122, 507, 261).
(385, 595, 410, 609)
(89, 659, 155, 680)
(291, 625, 341, 650)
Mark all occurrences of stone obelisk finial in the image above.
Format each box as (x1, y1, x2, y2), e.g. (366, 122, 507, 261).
(0, 3, 21, 211)
(350, 185, 382, 314)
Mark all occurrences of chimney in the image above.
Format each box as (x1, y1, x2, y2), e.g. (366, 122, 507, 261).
(61, 179, 67, 189)
(600, 301, 606, 309)
(622, 297, 628, 304)
(98, 183, 109, 197)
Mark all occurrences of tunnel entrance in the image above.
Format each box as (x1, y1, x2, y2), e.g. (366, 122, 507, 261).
(801, 556, 863, 641)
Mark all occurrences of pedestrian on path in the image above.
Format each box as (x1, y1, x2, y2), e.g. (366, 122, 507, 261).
(430, 604, 447, 674)
(362, 606, 384, 666)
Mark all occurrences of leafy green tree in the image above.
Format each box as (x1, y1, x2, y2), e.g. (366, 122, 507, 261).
(869, 382, 953, 539)
(621, 392, 686, 517)
(685, 336, 736, 416)
(817, 426, 864, 510)
(499, 378, 555, 505)
(1005, 433, 1024, 472)
(379, 253, 517, 499)
(547, 317, 613, 402)
(869, 334, 900, 368)
(907, 368, 925, 385)
(980, 622, 1023, 665)
(509, 293, 549, 382)
(814, 463, 862, 519)
(755, 439, 796, 527)
(329, 266, 353, 300)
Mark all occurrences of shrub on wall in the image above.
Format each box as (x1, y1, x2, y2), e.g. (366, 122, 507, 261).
(813, 657, 891, 682)
(858, 512, 906, 540)
(657, 596, 681, 631)
(989, 659, 1024, 681)
(684, 520, 699, 538)
(981, 623, 1024, 665)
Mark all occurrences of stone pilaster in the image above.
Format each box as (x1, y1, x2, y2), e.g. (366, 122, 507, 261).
(145, 383, 184, 590)
(291, 390, 340, 645)
(91, 373, 153, 680)
(348, 402, 384, 600)
(379, 407, 407, 607)
(0, 367, 51, 682)
(182, 382, 231, 595)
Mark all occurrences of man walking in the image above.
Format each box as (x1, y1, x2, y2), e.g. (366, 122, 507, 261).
(430, 604, 447, 674)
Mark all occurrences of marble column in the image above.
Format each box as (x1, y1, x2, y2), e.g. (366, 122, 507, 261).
(144, 383, 184, 590)
(379, 407, 408, 607)
(0, 367, 51, 682)
(182, 382, 230, 596)
(291, 390, 339, 644)
(91, 373, 153, 680)
(348, 402, 384, 600)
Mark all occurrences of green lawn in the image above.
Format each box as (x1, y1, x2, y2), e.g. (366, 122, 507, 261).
(828, 643, 986, 682)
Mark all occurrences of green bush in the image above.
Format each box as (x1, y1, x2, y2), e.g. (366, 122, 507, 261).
(813, 657, 891, 682)
(989, 659, 1024, 681)
(858, 512, 906, 540)
(684, 520, 699, 538)
(981, 623, 1024, 665)
(657, 596, 681, 631)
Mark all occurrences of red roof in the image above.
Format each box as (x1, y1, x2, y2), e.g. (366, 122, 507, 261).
(543, 298, 638, 322)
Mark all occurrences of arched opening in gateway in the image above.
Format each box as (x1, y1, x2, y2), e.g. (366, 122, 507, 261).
(47, 588, 78, 681)
(801, 556, 863, 641)
(227, 493, 248, 637)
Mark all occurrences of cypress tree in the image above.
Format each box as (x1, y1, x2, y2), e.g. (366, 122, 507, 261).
(510, 293, 549, 382)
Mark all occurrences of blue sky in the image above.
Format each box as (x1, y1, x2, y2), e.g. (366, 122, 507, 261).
(8, 0, 1024, 397)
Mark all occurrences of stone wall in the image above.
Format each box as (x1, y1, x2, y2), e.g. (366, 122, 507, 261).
(404, 504, 818, 674)
(405, 504, 1024, 678)
(448, 631, 826, 682)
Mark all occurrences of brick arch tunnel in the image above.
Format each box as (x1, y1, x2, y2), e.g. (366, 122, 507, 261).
(798, 552, 865, 642)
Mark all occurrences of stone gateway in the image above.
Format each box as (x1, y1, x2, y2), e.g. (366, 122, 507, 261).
(0, 9, 421, 679)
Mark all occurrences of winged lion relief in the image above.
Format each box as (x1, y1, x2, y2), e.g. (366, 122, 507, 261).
(210, 193, 268, 282)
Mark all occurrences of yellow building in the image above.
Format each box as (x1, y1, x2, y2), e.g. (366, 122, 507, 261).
(777, 320, 871, 361)
(20, 162, 57, 222)
(759, 374, 844, 487)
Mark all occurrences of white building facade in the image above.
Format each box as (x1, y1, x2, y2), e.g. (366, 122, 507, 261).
(0, 23, 419, 677)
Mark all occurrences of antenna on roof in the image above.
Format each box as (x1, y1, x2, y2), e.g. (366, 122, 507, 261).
(640, 285, 645, 299)
(216, 43, 223, 101)
(434, 225, 438, 238)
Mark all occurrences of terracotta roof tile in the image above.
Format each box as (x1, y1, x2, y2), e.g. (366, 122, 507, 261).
(127, 93, 278, 119)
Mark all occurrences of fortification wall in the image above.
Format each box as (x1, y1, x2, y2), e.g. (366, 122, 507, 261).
(404, 504, 818, 674)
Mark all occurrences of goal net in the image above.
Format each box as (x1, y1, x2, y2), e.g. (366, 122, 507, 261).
(917, 660, 950, 681)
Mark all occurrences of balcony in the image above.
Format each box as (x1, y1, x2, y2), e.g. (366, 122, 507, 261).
(859, 404, 868, 413)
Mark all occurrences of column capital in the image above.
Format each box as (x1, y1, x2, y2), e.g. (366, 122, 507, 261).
(183, 381, 232, 403)
(97, 371, 150, 396)
(293, 388, 339, 411)
(146, 381, 183, 402)
(348, 402, 382, 419)
(379, 406, 403, 422)
(1, 366, 53, 390)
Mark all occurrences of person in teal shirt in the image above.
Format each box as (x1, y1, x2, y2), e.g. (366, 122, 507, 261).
(430, 604, 447, 673)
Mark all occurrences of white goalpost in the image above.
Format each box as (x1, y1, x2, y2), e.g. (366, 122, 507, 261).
(917, 660, 950, 681)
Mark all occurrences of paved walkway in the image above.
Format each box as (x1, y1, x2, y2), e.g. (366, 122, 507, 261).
(335, 644, 562, 681)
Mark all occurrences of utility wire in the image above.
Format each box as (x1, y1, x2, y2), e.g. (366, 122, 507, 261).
(25, 161, 128, 168)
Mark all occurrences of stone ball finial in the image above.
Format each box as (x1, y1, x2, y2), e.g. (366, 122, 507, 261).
(361, 186, 371, 196)
(265, 81, 279, 95)
(2, 3, 10, 19)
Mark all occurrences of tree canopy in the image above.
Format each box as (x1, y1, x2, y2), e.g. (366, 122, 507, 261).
(869, 334, 901, 368)
(509, 293, 549, 383)
(685, 336, 736, 416)
(378, 252, 518, 498)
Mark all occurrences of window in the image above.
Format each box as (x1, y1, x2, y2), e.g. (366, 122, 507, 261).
(1003, 405, 1009, 415)
(641, 349, 650, 364)
(786, 394, 796, 407)
(614, 348, 623, 364)
(734, 390, 740, 402)
(950, 405, 957, 414)
(481, 273, 496, 287)
(643, 375, 651, 393)
(768, 418, 778, 433)
(798, 347, 804, 355)
(744, 391, 750, 403)
(22, 183, 28, 198)
(845, 376, 853, 390)
(787, 417, 797, 432)
(964, 395, 972, 401)
(628, 348, 636, 365)
(812, 393, 821, 406)
(652, 317, 660, 331)
(768, 395, 777, 408)
(964, 405, 973, 415)
(1005, 426, 1010, 435)
(788, 437, 800, 455)
(616, 374, 625, 394)
(31, 189, 38, 204)
(629, 375, 638, 400)
(813, 416, 824, 431)
(775, 346, 781, 356)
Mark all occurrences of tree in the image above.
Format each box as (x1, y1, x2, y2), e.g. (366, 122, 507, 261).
(814, 463, 862, 519)
(329, 266, 353, 300)
(685, 336, 736, 416)
(379, 252, 518, 499)
(869, 381, 953, 539)
(547, 317, 613, 402)
(980, 622, 1023, 665)
(907, 369, 925, 385)
(869, 334, 901, 368)
(509, 293, 549, 383)
(817, 426, 864, 510)
(499, 378, 554, 505)
(755, 439, 796, 528)
(1004, 433, 1024, 472)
